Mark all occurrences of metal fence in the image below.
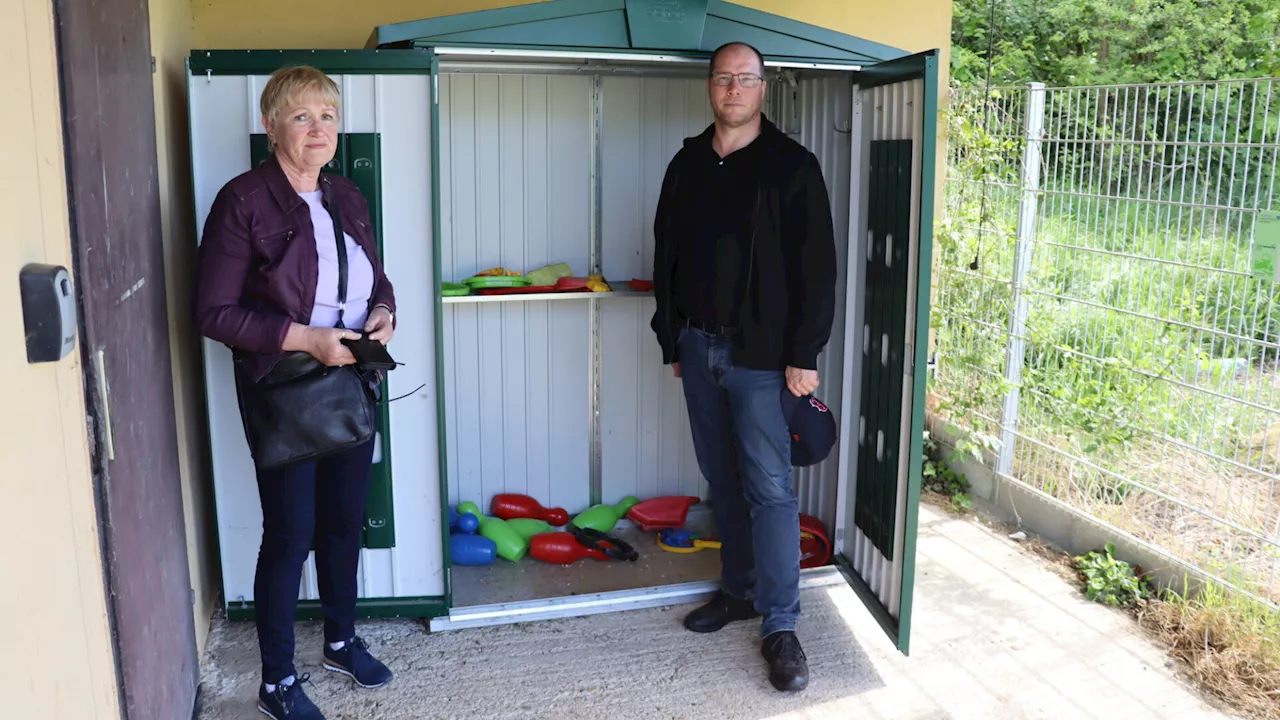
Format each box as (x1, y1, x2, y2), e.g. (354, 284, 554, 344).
(933, 78, 1280, 606)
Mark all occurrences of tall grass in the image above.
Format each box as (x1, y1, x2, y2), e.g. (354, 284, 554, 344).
(933, 83, 1280, 607)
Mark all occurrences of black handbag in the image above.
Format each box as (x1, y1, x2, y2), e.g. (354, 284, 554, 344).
(234, 177, 378, 472)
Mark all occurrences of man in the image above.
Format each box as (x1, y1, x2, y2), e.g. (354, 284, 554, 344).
(650, 42, 837, 692)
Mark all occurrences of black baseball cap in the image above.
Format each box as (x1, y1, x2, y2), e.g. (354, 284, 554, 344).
(780, 390, 837, 467)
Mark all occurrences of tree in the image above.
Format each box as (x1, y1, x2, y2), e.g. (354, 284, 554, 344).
(952, 0, 1280, 87)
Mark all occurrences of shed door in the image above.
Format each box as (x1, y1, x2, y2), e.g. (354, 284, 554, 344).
(834, 50, 939, 656)
(55, 0, 199, 714)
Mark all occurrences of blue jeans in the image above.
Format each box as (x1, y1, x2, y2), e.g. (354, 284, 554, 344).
(678, 327, 801, 637)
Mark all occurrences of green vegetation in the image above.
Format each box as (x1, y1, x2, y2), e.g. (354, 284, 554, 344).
(937, 3, 1280, 716)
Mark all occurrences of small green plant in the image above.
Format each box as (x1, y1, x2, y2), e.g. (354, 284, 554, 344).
(923, 429, 979, 512)
(1074, 542, 1152, 607)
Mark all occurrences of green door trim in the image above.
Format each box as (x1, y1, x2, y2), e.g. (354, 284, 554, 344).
(427, 51, 454, 608)
(225, 596, 449, 622)
(897, 49, 941, 656)
(190, 49, 435, 75)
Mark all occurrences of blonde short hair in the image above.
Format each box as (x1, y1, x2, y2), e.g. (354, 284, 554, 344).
(259, 65, 341, 124)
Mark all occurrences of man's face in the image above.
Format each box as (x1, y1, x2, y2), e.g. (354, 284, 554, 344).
(708, 45, 766, 128)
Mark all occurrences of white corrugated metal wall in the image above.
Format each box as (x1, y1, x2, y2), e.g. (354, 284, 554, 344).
(190, 72, 442, 604)
(599, 77, 710, 504)
(438, 74, 594, 514)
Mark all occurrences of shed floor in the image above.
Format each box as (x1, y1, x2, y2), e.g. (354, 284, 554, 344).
(452, 522, 722, 607)
(195, 504, 1228, 720)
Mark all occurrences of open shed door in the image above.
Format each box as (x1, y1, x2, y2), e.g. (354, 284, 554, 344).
(834, 50, 939, 655)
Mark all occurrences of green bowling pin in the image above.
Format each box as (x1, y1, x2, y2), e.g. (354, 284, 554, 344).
(458, 501, 527, 561)
(571, 495, 640, 533)
(506, 518, 554, 542)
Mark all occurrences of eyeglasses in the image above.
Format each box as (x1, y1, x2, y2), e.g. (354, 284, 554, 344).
(710, 72, 764, 88)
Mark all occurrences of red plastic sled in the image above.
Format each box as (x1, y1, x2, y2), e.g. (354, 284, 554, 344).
(626, 496, 700, 531)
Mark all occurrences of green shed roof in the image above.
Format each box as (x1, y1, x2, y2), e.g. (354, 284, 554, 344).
(367, 0, 908, 65)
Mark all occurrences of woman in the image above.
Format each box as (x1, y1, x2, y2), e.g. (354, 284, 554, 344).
(194, 65, 396, 720)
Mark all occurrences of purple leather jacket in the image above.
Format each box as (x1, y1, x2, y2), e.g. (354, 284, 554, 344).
(193, 155, 396, 381)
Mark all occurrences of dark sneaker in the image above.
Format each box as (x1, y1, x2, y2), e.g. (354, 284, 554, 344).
(323, 636, 393, 689)
(761, 631, 809, 692)
(257, 674, 325, 720)
(683, 590, 760, 633)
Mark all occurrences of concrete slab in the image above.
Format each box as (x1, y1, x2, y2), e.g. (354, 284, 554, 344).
(195, 504, 1232, 720)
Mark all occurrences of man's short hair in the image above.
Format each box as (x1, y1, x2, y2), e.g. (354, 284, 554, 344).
(709, 42, 766, 77)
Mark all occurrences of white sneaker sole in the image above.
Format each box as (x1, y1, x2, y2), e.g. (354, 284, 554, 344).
(323, 660, 391, 689)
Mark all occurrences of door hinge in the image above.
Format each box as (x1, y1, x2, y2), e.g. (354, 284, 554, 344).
(150, 56, 157, 74)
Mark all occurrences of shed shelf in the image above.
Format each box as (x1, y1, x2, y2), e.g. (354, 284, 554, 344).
(441, 288, 652, 304)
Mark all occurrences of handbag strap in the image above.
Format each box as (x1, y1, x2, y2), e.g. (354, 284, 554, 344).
(323, 175, 349, 330)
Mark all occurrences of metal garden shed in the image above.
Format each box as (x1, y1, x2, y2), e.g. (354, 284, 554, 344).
(187, 0, 939, 653)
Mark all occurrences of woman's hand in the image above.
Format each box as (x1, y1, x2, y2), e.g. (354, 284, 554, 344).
(365, 306, 394, 344)
(284, 323, 358, 366)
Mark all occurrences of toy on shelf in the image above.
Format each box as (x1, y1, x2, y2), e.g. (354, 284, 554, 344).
(656, 528, 721, 554)
(523, 262, 573, 287)
(506, 518, 554, 542)
(441, 282, 471, 297)
(626, 496, 700, 531)
(571, 495, 640, 533)
(530, 526, 638, 564)
(491, 493, 570, 526)
(449, 506, 480, 535)
(458, 501, 527, 562)
(449, 533, 497, 566)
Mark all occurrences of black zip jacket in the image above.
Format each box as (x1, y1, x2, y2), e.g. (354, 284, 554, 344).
(650, 115, 838, 371)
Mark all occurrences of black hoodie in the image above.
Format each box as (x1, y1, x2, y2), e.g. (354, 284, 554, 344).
(650, 114, 838, 371)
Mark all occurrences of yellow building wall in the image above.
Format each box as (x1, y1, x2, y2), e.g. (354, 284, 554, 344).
(0, 1, 122, 717)
(150, 0, 221, 657)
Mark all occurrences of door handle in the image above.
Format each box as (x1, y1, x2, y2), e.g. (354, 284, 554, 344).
(93, 347, 115, 462)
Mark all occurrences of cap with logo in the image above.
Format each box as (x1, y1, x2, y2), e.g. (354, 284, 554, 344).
(779, 390, 837, 467)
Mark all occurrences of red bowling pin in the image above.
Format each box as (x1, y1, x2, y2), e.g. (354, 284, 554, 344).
(491, 493, 570, 526)
(529, 533, 608, 564)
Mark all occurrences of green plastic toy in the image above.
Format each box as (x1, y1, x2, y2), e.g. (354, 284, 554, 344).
(506, 518, 554, 542)
(570, 495, 640, 533)
(458, 501, 527, 561)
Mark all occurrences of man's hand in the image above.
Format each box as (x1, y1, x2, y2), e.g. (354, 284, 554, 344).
(365, 306, 394, 344)
(785, 366, 819, 397)
(672, 362, 682, 378)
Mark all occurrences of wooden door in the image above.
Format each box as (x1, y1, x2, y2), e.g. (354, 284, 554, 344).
(54, 0, 200, 715)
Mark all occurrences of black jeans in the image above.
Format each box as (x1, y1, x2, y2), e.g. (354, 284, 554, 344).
(254, 435, 374, 683)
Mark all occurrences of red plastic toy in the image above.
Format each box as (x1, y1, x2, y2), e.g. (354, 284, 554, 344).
(626, 496, 700, 531)
(529, 533, 609, 563)
(799, 513, 832, 569)
(491, 493, 570, 526)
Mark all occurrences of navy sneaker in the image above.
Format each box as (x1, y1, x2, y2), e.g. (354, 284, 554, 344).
(323, 636, 393, 689)
(257, 674, 325, 720)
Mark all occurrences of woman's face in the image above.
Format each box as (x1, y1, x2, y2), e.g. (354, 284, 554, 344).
(265, 90, 339, 173)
